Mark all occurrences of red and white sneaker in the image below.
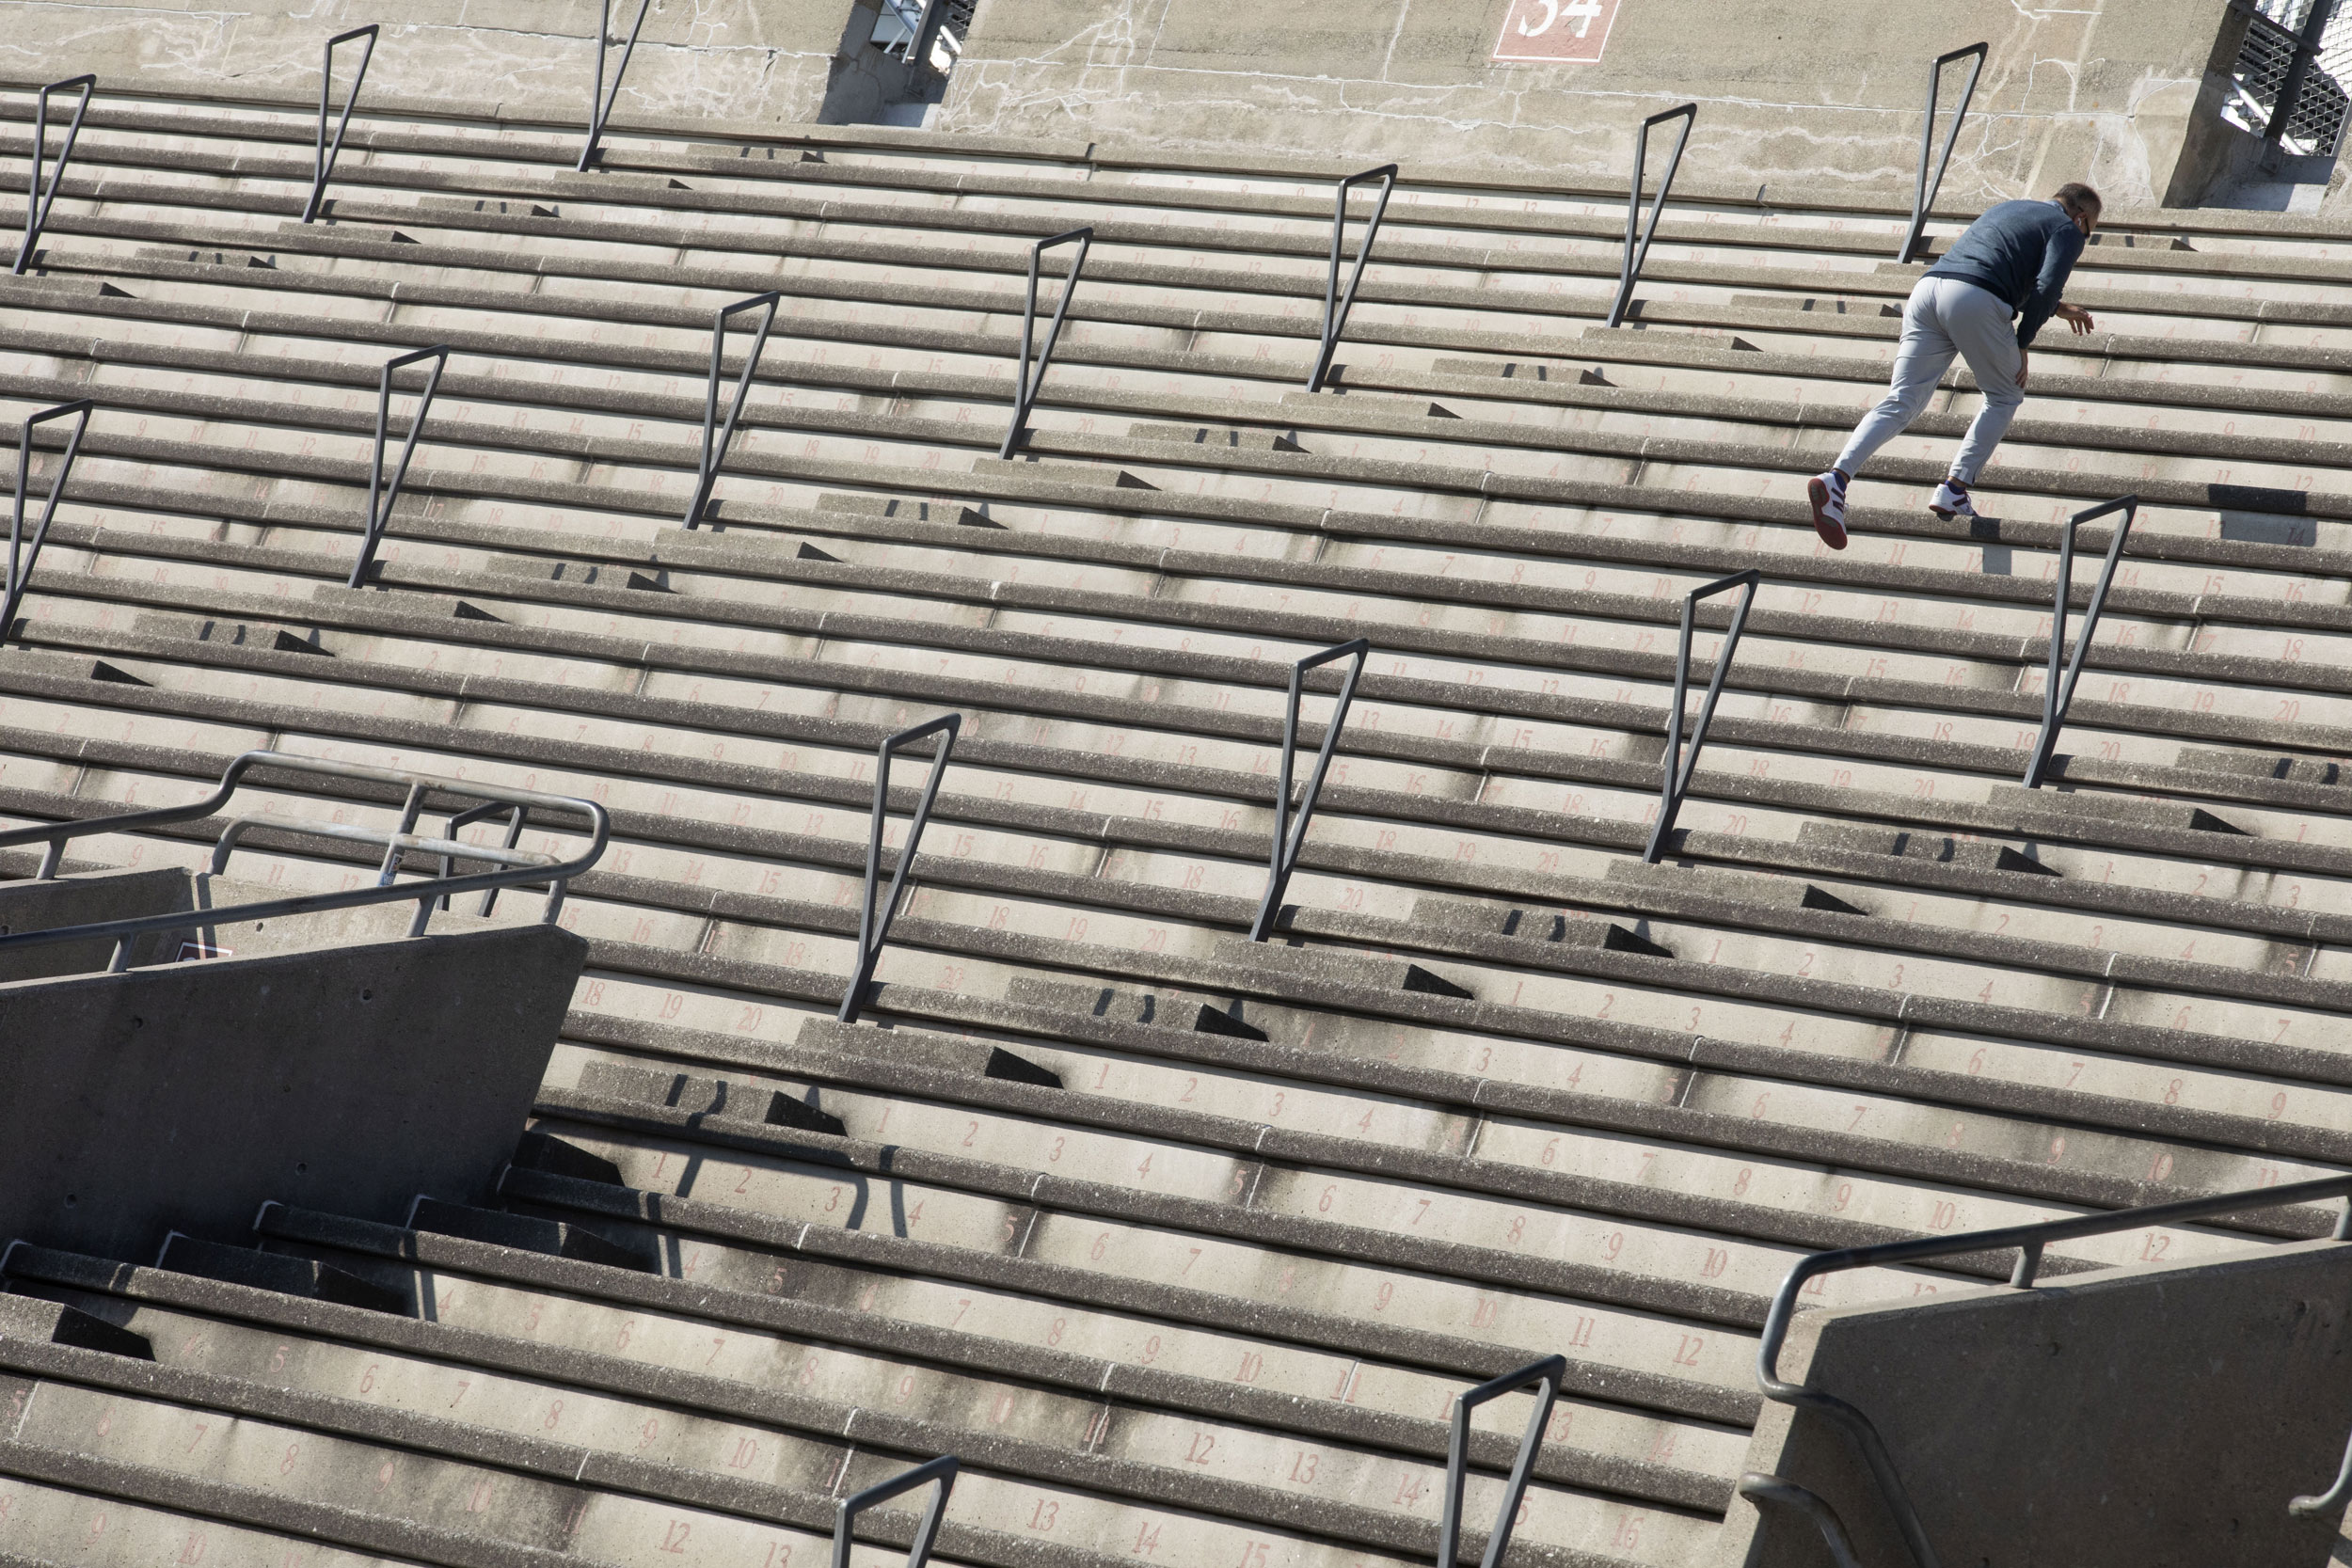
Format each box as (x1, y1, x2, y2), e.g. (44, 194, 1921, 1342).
(1806, 471, 1849, 550)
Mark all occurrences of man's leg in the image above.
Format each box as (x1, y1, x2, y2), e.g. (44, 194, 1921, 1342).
(1833, 279, 1958, 476)
(1809, 278, 1954, 548)
(1941, 278, 2026, 484)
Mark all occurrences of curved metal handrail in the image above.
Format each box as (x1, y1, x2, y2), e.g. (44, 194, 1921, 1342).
(0, 749, 608, 969)
(1737, 1475, 1866, 1568)
(1756, 1173, 2352, 1568)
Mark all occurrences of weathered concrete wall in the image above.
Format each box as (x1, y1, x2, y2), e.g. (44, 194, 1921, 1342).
(4, 0, 888, 126)
(1714, 1238, 2352, 1567)
(940, 0, 2249, 210)
(0, 921, 585, 1262)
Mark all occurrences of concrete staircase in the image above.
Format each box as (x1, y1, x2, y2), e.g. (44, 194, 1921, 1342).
(5, 81, 2352, 1564)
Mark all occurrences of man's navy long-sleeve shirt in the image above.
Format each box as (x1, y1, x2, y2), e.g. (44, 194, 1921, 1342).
(1923, 198, 2085, 349)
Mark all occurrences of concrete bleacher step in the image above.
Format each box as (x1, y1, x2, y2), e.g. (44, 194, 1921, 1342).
(405, 1196, 655, 1272)
(153, 1235, 408, 1315)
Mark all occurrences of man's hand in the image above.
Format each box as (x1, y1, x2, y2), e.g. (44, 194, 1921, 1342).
(2053, 302, 2096, 335)
(2016, 349, 2029, 390)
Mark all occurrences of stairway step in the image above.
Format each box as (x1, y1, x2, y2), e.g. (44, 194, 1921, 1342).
(1212, 935, 1476, 997)
(0, 1292, 153, 1360)
(1602, 861, 1867, 917)
(1412, 895, 1679, 952)
(574, 1059, 851, 1134)
(153, 1235, 407, 1315)
(1795, 819, 2060, 876)
(405, 1195, 653, 1272)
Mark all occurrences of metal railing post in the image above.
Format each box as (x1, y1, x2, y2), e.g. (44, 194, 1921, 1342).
(578, 0, 654, 172)
(1436, 1356, 1562, 1568)
(2021, 494, 2136, 789)
(1605, 103, 1696, 330)
(1896, 42, 1988, 264)
(437, 800, 526, 917)
(1643, 569, 1759, 864)
(840, 713, 961, 1024)
(303, 25, 377, 224)
(832, 1456, 957, 1568)
(347, 345, 450, 588)
(1305, 164, 1398, 394)
(681, 291, 781, 530)
(13, 75, 96, 276)
(998, 227, 1092, 459)
(1752, 1171, 2352, 1568)
(3, 398, 93, 639)
(1249, 638, 1370, 942)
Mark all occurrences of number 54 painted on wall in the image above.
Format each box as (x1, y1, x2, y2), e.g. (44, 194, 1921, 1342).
(1491, 0, 1620, 61)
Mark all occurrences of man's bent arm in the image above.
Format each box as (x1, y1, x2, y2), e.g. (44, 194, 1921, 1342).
(2014, 221, 2085, 349)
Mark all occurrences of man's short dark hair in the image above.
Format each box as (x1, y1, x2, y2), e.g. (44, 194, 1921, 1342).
(2052, 182, 2103, 219)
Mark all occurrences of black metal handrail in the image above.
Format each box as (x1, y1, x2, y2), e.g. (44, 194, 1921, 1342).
(2254, 0, 2342, 146)
(303, 24, 377, 224)
(998, 227, 1092, 459)
(681, 290, 780, 530)
(13, 74, 94, 276)
(578, 0, 654, 172)
(840, 713, 961, 1024)
(1735, 1475, 1866, 1568)
(1605, 103, 1696, 330)
(1643, 568, 1758, 863)
(1437, 1356, 1562, 1568)
(1753, 1172, 2352, 1568)
(1250, 637, 1369, 942)
(1897, 42, 1988, 264)
(1305, 165, 1397, 394)
(0, 750, 609, 970)
(4, 398, 91, 637)
(832, 1455, 956, 1568)
(346, 345, 449, 588)
(2022, 493, 2136, 789)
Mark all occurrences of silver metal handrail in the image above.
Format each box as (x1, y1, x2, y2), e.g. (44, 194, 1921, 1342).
(1754, 1172, 2352, 1568)
(1249, 637, 1369, 942)
(833, 1455, 956, 1568)
(2022, 494, 2136, 789)
(1897, 42, 1988, 264)
(303, 25, 377, 224)
(0, 750, 608, 971)
(840, 713, 961, 1024)
(999, 227, 1092, 459)
(1643, 568, 1758, 863)
(579, 0, 655, 172)
(681, 291, 781, 530)
(4, 398, 91, 636)
(1437, 1356, 1561, 1568)
(1305, 164, 1397, 394)
(14, 74, 95, 275)
(347, 345, 449, 588)
(1605, 103, 1695, 330)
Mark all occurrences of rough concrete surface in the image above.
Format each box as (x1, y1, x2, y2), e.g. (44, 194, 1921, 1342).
(3, 0, 889, 126)
(1714, 1238, 2352, 1567)
(0, 921, 586, 1262)
(940, 0, 2248, 208)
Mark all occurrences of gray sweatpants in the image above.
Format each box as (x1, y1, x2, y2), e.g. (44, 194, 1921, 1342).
(1834, 275, 2025, 484)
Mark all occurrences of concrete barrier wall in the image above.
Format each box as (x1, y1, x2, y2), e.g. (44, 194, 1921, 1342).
(0, 920, 586, 1262)
(938, 0, 2249, 210)
(6, 0, 897, 127)
(1714, 1238, 2352, 1567)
